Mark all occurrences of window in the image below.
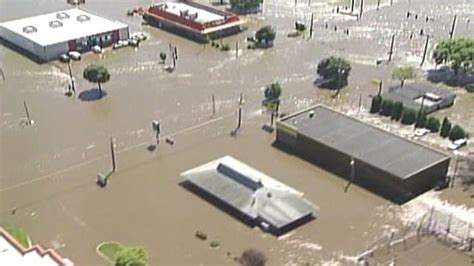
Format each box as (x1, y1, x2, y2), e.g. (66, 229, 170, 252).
(49, 20, 63, 28)
(56, 12, 70, 20)
(22, 26, 37, 33)
(76, 14, 90, 22)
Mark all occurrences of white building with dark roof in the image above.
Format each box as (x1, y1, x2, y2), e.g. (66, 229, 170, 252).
(0, 228, 74, 266)
(0, 8, 129, 62)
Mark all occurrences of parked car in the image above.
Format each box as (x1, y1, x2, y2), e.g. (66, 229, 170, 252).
(447, 138, 468, 150)
(68, 51, 81, 61)
(92, 45, 102, 54)
(129, 39, 140, 47)
(58, 53, 70, 62)
(130, 32, 147, 41)
(113, 40, 129, 50)
(414, 128, 430, 137)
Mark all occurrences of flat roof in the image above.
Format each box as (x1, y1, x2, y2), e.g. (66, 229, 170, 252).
(384, 82, 456, 110)
(181, 156, 316, 231)
(0, 8, 128, 46)
(280, 105, 450, 179)
(157, 2, 224, 24)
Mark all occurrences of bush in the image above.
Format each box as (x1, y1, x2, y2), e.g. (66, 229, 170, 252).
(379, 99, 394, 117)
(221, 43, 231, 51)
(449, 125, 467, 141)
(210, 241, 220, 248)
(369, 95, 382, 114)
(440, 117, 451, 138)
(467, 83, 474, 93)
(425, 117, 441, 132)
(401, 108, 417, 125)
(415, 112, 427, 128)
(391, 101, 403, 121)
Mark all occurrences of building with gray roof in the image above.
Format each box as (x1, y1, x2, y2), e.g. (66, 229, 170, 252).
(180, 156, 317, 235)
(383, 82, 456, 114)
(276, 105, 450, 204)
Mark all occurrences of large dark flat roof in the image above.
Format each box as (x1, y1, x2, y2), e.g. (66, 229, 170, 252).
(280, 106, 450, 179)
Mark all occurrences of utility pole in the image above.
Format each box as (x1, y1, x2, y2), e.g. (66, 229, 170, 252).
(359, 0, 364, 19)
(388, 34, 395, 62)
(377, 0, 380, 10)
(378, 80, 383, 96)
(449, 15, 457, 40)
(0, 67, 5, 82)
(350, 0, 355, 13)
(211, 94, 216, 115)
(237, 93, 243, 129)
(23, 100, 32, 126)
(309, 13, 314, 38)
(152, 120, 160, 145)
(358, 93, 362, 113)
(420, 35, 430, 67)
(235, 41, 239, 60)
(109, 137, 116, 173)
(67, 61, 76, 94)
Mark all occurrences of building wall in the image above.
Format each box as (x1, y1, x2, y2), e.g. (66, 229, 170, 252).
(0, 26, 45, 61)
(118, 26, 130, 40)
(43, 42, 68, 60)
(275, 126, 447, 203)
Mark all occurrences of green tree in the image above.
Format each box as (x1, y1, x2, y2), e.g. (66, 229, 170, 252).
(440, 117, 451, 138)
(369, 95, 382, 114)
(160, 52, 166, 64)
(433, 38, 474, 75)
(264, 82, 282, 100)
(449, 125, 467, 141)
(391, 101, 403, 121)
(425, 116, 441, 132)
(379, 99, 394, 117)
(401, 108, 417, 125)
(392, 66, 417, 87)
(255, 25, 276, 44)
(316, 56, 351, 94)
(415, 112, 427, 128)
(83, 64, 110, 96)
(115, 246, 148, 266)
(230, 0, 263, 12)
(239, 249, 266, 266)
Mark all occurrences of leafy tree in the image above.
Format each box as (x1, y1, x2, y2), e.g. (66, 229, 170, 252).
(83, 64, 110, 96)
(391, 101, 403, 121)
(255, 25, 276, 44)
(401, 108, 417, 125)
(415, 111, 427, 128)
(230, 0, 263, 12)
(440, 117, 451, 138)
(449, 125, 467, 141)
(239, 249, 266, 266)
(425, 116, 441, 132)
(316, 57, 351, 94)
(379, 99, 394, 117)
(160, 52, 166, 63)
(369, 95, 382, 114)
(392, 66, 417, 87)
(433, 38, 474, 75)
(264, 82, 282, 100)
(115, 246, 148, 266)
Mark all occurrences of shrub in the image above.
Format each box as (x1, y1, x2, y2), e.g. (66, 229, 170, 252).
(401, 108, 417, 125)
(415, 112, 427, 128)
(391, 101, 403, 121)
(440, 117, 451, 138)
(467, 83, 474, 93)
(449, 125, 467, 141)
(369, 95, 382, 114)
(379, 99, 394, 117)
(210, 241, 220, 248)
(425, 117, 441, 132)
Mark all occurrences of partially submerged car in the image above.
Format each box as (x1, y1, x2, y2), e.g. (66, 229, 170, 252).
(447, 138, 468, 150)
(113, 40, 129, 50)
(68, 51, 82, 61)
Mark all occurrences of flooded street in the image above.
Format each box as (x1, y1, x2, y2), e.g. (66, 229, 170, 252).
(1, 0, 473, 265)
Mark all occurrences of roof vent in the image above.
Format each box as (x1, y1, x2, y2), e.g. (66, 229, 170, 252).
(22, 26, 37, 33)
(309, 111, 315, 118)
(76, 14, 90, 22)
(56, 12, 70, 20)
(49, 20, 63, 28)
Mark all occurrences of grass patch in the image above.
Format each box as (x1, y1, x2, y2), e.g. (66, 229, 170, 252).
(4, 226, 30, 248)
(98, 242, 123, 263)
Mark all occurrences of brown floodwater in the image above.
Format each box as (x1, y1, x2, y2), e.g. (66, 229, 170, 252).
(1, 0, 473, 265)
